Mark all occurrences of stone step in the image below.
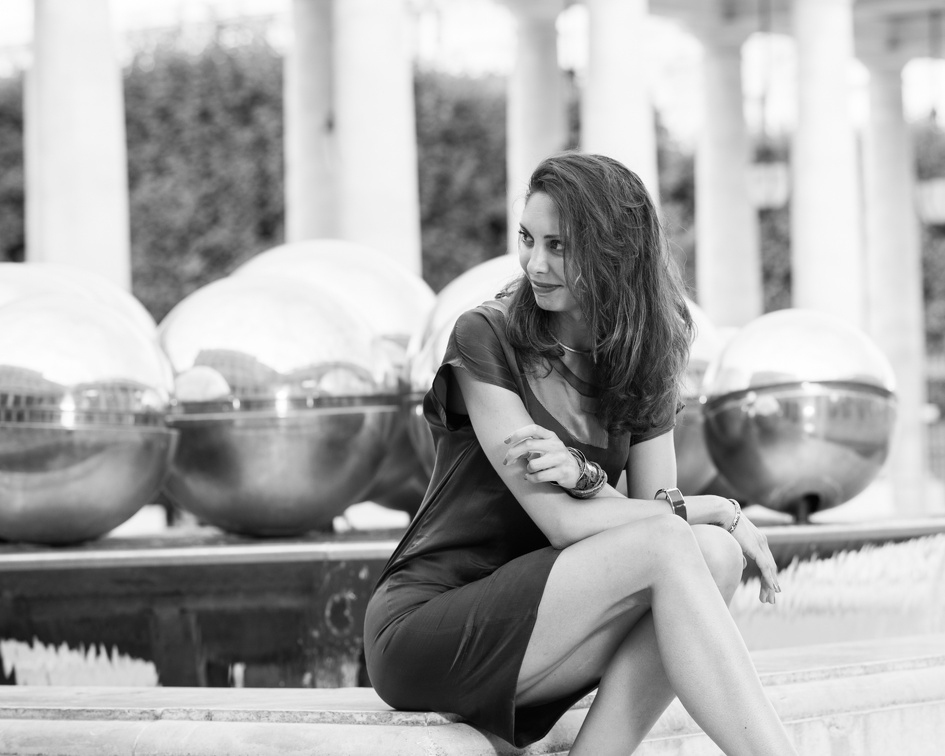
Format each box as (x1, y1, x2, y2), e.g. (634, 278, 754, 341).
(1, 634, 943, 755)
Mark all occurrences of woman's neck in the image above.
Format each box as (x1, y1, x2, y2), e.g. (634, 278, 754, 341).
(552, 313, 592, 353)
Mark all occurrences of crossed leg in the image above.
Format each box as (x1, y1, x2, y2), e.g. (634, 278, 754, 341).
(516, 517, 796, 755)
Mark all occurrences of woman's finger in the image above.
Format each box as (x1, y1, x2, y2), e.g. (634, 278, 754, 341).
(504, 435, 567, 466)
(757, 561, 779, 597)
(503, 439, 548, 465)
(504, 424, 553, 445)
(751, 543, 781, 599)
(732, 517, 782, 603)
(524, 450, 568, 474)
(524, 467, 563, 483)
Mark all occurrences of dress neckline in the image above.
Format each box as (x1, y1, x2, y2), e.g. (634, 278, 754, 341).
(547, 354, 599, 397)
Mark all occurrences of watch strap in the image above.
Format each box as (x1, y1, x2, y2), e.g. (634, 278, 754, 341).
(655, 487, 688, 522)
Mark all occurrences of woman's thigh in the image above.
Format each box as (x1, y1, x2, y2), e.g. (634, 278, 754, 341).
(516, 518, 742, 706)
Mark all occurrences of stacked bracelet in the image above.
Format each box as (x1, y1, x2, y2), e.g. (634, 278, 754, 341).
(727, 498, 742, 533)
(555, 447, 608, 499)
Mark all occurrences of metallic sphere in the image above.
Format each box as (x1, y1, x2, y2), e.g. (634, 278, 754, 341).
(0, 262, 86, 308)
(0, 262, 157, 339)
(235, 239, 435, 355)
(0, 298, 175, 544)
(408, 254, 523, 359)
(158, 276, 402, 535)
(406, 255, 523, 474)
(234, 239, 437, 514)
(701, 309, 897, 520)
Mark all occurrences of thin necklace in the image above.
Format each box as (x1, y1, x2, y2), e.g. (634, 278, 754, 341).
(557, 340, 592, 356)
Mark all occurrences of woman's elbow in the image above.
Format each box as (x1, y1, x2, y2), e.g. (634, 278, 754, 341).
(542, 513, 582, 550)
(521, 498, 585, 549)
(547, 532, 571, 550)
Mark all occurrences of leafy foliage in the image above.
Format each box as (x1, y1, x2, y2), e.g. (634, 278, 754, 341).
(759, 205, 792, 313)
(0, 73, 24, 263)
(922, 226, 945, 351)
(913, 119, 945, 351)
(913, 118, 945, 181)
(657, 122, 697, 294)
(124, 34, 285, 321)
(655, 128, 793, 314)
(414, 70, 508, 292)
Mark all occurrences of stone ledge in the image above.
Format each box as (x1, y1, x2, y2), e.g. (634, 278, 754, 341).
(1, 635, 943, 755)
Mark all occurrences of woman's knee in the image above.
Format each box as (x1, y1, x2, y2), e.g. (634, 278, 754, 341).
(692, 524, 744, 601)
(569, 514, 697, 598)
(625, 513, 705, 577)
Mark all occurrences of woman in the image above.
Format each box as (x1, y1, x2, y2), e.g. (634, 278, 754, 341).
(364, 152, 796, 755)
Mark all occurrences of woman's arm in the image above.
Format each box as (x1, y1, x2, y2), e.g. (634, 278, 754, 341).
(622, 431, 729, 522)
(623, 429, 678, 500)
(455, 369, 731, 549)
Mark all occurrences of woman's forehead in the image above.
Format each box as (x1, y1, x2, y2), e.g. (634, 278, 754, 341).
(522, 192, 560, 228)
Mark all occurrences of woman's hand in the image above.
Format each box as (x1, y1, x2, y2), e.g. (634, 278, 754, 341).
(503, 424, 583, 489)
(727, 506, 781, 604)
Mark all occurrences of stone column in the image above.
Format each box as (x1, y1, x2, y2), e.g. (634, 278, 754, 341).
(333, 0, 421, 273)
(285, 0, 336, 242)
(582, 0, 659, 202)
(26, 0, 131, 289)
(862, 51, 929, 517)
(693, 20, 762, 329)
(791, 0, 863, 326)
(504, 0, 567, 254)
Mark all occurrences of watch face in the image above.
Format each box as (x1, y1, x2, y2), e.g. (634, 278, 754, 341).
(658, 487, 684, 504)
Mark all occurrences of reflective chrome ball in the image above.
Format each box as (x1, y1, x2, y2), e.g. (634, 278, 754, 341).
(234, 239, 437, 514)
(0, 262, 84, 308)
(409, 254, 523, 357)
(406, 255, 523, 474)
(0, 297, 175, 544)
(701, 309, 897, 520)
(235, 239, 435, 356)
(675, 299, 726, 495)
(0, 262, 157, 338)
(159, 275, 402, 535)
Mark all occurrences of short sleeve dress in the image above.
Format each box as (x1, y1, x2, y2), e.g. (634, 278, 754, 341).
(363, 300, 676, 747)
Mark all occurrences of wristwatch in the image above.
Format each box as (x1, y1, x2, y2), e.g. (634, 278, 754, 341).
(655, 487, 688, 522)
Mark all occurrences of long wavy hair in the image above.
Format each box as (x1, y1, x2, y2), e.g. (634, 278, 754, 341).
(502, 152, 694, 437)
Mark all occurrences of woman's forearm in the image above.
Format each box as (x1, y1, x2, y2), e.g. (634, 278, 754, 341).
(543, 488, 731, 549)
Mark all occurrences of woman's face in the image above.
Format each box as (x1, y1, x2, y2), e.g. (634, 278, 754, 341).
(518, 192, 580, 319)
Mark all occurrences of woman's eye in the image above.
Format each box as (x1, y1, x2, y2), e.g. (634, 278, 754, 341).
(518, 229, 533, 246)
(549, 239, 564, 253)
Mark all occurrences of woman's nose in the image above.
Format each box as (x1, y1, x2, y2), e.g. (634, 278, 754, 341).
(527, 246, 549, 274)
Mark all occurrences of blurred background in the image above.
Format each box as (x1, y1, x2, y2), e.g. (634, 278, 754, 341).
(1, 0, 944, 692)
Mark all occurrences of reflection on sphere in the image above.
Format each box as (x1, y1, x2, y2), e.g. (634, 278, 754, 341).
(409, 254, 523, 359)
(406, 255, 523, 475)
(234, 240, 436, 513)
(701, 309, 897, 520)
(235, 239, 435, 352)
(0, 262, 87, 310)
(0, 298, 175, 545)
(0, 262, 157, 339)
(158, 276, 401, 536)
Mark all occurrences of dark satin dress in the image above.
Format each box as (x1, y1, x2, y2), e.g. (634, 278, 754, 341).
(363, 300, 674, 747)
